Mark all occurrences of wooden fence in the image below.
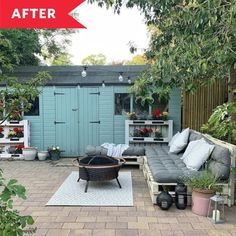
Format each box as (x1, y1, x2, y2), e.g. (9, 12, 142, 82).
(182, 79, 228, 131)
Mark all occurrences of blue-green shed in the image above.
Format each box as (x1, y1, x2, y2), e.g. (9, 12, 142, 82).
(13, 65, 181, 156)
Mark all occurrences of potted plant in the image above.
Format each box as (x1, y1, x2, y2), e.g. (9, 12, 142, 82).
(161, 111, 169, 121)
(48, 146, 61, 161)
(15, 144, 24, 154)
(127, 112, 137, 120)
(154, 128, 162, 138)
(7, 128, 24, 140)
(8, 110, 22, 123)
(37, 151, 48, 161)
(185, 171, 222, 216)
(13, 127, 24, 138)
(0, 127, 4, 138)
(22, 147, 37, 161)
(7, 129, 18, 140)
(151, 108, 161, 120)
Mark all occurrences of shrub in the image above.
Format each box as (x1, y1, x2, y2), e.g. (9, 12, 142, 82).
(0, 169, 36, 235)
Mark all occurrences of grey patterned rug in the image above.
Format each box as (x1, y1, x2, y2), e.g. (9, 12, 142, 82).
(46, 171, 133, 206)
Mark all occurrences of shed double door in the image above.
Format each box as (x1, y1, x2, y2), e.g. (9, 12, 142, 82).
(55, 87, 79, 156)
(79, 87, 100, 154)
(55, 87, 103, 156)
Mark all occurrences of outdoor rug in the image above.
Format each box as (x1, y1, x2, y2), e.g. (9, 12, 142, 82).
(46, 171, 133, 206)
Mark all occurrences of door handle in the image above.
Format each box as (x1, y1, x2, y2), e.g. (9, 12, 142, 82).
(89, 121, 100, 124)
(54, 121, 66, 124)
(72, 108, 78, 111)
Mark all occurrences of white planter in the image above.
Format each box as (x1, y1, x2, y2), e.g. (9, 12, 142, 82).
(37, 151, 48, 161)
(23, 147, 37, 161)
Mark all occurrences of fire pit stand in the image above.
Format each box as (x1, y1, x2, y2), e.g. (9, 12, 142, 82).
(74, 156, 126, 192)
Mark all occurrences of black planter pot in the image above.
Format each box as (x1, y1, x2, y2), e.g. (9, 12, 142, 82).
(156, 191, 173, 210)
(50, 152, 60, 161)
(0, 133, 4, 138)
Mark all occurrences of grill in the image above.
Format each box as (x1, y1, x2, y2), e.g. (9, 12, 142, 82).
(75, 156, 125, 192)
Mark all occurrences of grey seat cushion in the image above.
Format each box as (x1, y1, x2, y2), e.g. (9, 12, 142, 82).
(85, 145, 145, 157)
(145, 145, 199, 183)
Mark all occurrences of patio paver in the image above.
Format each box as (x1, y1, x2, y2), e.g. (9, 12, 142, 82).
(1, 160, 236, 236)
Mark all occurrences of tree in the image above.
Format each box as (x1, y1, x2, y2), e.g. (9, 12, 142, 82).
(0, 29, 75, 119)
(0, 29, 75, 70)
(89, 0, 236, 141)
(51, 52, 72, 65)
(124, 55, 147, 65)
(88, 0, 236, 101)
(81, 53, 107, 65)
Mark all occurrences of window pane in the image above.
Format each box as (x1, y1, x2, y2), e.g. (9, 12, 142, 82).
(115, 93, 130, 115)
(152, 95, 168, 112)
(24, 97, 40, 116)
(133, 99, 149, 118)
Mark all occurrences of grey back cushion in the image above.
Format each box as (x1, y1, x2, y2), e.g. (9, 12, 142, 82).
(85, 145, 145, 157)
(188, 130, 231, 180)
(208, 145, 231, 180)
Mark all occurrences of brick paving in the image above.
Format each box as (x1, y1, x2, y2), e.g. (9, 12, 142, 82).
(1, 160, 236, 236)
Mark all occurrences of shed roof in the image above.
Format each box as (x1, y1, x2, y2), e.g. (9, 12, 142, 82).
(10, 65, 149, 86)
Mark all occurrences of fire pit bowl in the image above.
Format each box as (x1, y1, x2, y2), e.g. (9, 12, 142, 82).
(74, 156, 125, 192)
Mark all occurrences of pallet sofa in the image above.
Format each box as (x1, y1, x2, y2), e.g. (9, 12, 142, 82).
(143, 130, 236, 207)
(85, 130, 236, 207)
(85, 145, 145, 168)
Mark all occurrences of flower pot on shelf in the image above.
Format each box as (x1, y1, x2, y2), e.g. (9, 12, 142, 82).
(23, 147, 37, 161)
(38, 151, 48, 161)
(0, 133, 4, 138)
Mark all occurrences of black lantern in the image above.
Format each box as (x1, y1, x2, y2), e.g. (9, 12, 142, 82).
(156, 191, 173, 210)
(175, 183, 187, 210)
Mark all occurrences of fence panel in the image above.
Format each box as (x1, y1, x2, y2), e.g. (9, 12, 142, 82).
(182, 80, 228, 131)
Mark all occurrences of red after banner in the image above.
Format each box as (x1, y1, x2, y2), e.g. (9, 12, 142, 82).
(0, 0, 86, 28)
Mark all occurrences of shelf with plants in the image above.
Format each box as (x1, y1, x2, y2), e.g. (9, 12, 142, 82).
(125, 120, 173, 145)
(0, 120, 30, 159)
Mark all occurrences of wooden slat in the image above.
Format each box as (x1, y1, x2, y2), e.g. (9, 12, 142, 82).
(183, 79, 227, 131)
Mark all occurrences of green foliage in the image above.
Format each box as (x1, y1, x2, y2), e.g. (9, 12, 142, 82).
(0, 169, 36, 235)
(51, 52, 72, 65)
(201, 103, 236, 143)
(185, 171, 221, 192)
(88, 0, 236, 103)
(81, 54, 107, 65)
(124, 55, 147, 65)
(0, 71, 51, 121)
(0, 29, 75, 71)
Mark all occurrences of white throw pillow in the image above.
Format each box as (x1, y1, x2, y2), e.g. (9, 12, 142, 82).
(169, 128, 190, 154)
(183, 138, 215, 171)
(168, 132, 180, 147)
(181, 139, 202, 160)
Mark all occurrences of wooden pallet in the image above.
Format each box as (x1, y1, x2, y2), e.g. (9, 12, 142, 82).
(143, 136, 236, 207)
(122, 155, 144, 169)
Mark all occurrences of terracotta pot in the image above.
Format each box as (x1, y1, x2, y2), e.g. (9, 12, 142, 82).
(192, 188, 215, 216)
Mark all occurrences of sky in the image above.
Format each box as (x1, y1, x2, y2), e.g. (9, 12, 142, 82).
(68, 1, 149, 65)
